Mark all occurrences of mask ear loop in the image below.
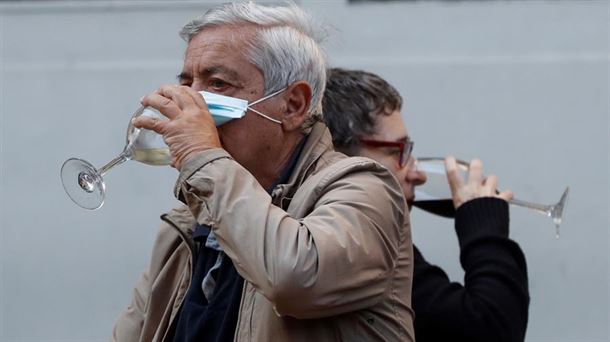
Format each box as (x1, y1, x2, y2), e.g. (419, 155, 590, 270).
(248, 108, 282, 124)
(247, 87, 287, 125)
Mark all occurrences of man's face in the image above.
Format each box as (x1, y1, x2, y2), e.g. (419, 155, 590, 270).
(358, 110, 427, 205)
(178, 25, 286, 170)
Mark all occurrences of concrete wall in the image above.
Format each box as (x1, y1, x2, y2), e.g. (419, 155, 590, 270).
(1, 0, 608, 341)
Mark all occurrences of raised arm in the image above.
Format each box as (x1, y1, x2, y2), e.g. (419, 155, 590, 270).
(411, 157, 529, 342)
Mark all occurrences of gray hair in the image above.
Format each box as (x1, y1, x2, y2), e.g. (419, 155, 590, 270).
(180, 1, 328, 131)
(322, 68, 403, 155)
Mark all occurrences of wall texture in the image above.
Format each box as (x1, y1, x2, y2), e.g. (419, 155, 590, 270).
(1, 0, 608, 341)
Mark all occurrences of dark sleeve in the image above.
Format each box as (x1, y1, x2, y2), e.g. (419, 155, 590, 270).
(412, 197, 530, 342)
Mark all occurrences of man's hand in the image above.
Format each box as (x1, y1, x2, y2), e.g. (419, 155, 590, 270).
(132, 85, 222, 170)
(445, 156, 513, 209)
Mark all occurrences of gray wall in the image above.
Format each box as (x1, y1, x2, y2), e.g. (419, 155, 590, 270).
(1, 0, 608, 341)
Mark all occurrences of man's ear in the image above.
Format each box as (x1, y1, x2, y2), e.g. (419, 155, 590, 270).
(281, 81, 312, 131)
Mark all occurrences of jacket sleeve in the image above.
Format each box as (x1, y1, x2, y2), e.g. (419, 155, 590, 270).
(174, 149, 407, 319)
(412, 198, 530, 342)
(111, 269, 150, 341)
(112, 220, 191, 342)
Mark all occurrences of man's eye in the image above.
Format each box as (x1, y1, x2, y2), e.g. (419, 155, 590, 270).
(209, 79, 229, 91)
(388, 149, 402, 156)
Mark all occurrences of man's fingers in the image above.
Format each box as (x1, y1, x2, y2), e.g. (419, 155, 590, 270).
(468, 158, 483, 186)
(445, 156, 462, 195)
(141, 92, 181, 120)
(484, 174, 498, 196)
(131, 115, 167, 134)
(182, 86, 208, 109)
(158, 85, 200, 112)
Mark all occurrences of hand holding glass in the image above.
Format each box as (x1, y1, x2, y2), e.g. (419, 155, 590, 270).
(412, 157, 569, 237)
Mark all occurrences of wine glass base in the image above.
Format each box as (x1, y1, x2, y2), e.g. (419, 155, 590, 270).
(60, 158, 105, 210)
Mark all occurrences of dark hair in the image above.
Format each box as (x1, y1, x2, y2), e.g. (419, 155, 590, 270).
(322, 68, 403, 155)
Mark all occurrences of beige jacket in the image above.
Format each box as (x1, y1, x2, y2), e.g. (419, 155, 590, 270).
(112, 123, 415, 342)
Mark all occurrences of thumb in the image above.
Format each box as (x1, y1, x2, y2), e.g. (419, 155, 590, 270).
(444, 156, 462, 196)
(498, 189, 514, 202)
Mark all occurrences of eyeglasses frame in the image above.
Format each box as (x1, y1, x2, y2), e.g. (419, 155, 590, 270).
(359, 138, 414, 168)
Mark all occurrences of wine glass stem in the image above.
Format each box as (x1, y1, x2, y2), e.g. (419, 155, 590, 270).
(508, 198, 552, 217)
(98, 152, 129, 176)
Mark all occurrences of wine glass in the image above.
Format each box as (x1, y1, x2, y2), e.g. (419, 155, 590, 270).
(412, 157, 570, 238)
(61, 106, 170, 210)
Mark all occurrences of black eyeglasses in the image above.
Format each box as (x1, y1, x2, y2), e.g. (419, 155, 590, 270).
(359, 139, 414, 168)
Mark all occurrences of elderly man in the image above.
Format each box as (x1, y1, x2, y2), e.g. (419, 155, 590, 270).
(113, 4, 414, 342)
(323, 68, 530, 342)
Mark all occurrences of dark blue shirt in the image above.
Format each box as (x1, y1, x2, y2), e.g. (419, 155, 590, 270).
(172, 138, 307, 342)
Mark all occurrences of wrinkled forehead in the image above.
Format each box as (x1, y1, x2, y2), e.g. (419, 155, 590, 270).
(184, 24, 257, 61)
(182, 25, 261, 80)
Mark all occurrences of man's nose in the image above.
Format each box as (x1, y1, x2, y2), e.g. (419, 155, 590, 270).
(404, 158, 427, 186)
(190, 78, 205, 91)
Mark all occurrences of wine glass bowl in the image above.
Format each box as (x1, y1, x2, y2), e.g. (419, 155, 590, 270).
(412, 158, 469, 218)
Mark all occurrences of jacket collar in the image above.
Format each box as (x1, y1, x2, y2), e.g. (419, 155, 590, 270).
(269, 122, 334, 201)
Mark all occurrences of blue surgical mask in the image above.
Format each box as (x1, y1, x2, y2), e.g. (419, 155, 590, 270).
(200, 88, 286, 126)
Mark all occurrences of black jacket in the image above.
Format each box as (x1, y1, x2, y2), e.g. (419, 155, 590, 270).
(412, 198, 530, 342)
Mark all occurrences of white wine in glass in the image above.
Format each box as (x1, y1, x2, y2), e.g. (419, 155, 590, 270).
(412, 157, 570, 238)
